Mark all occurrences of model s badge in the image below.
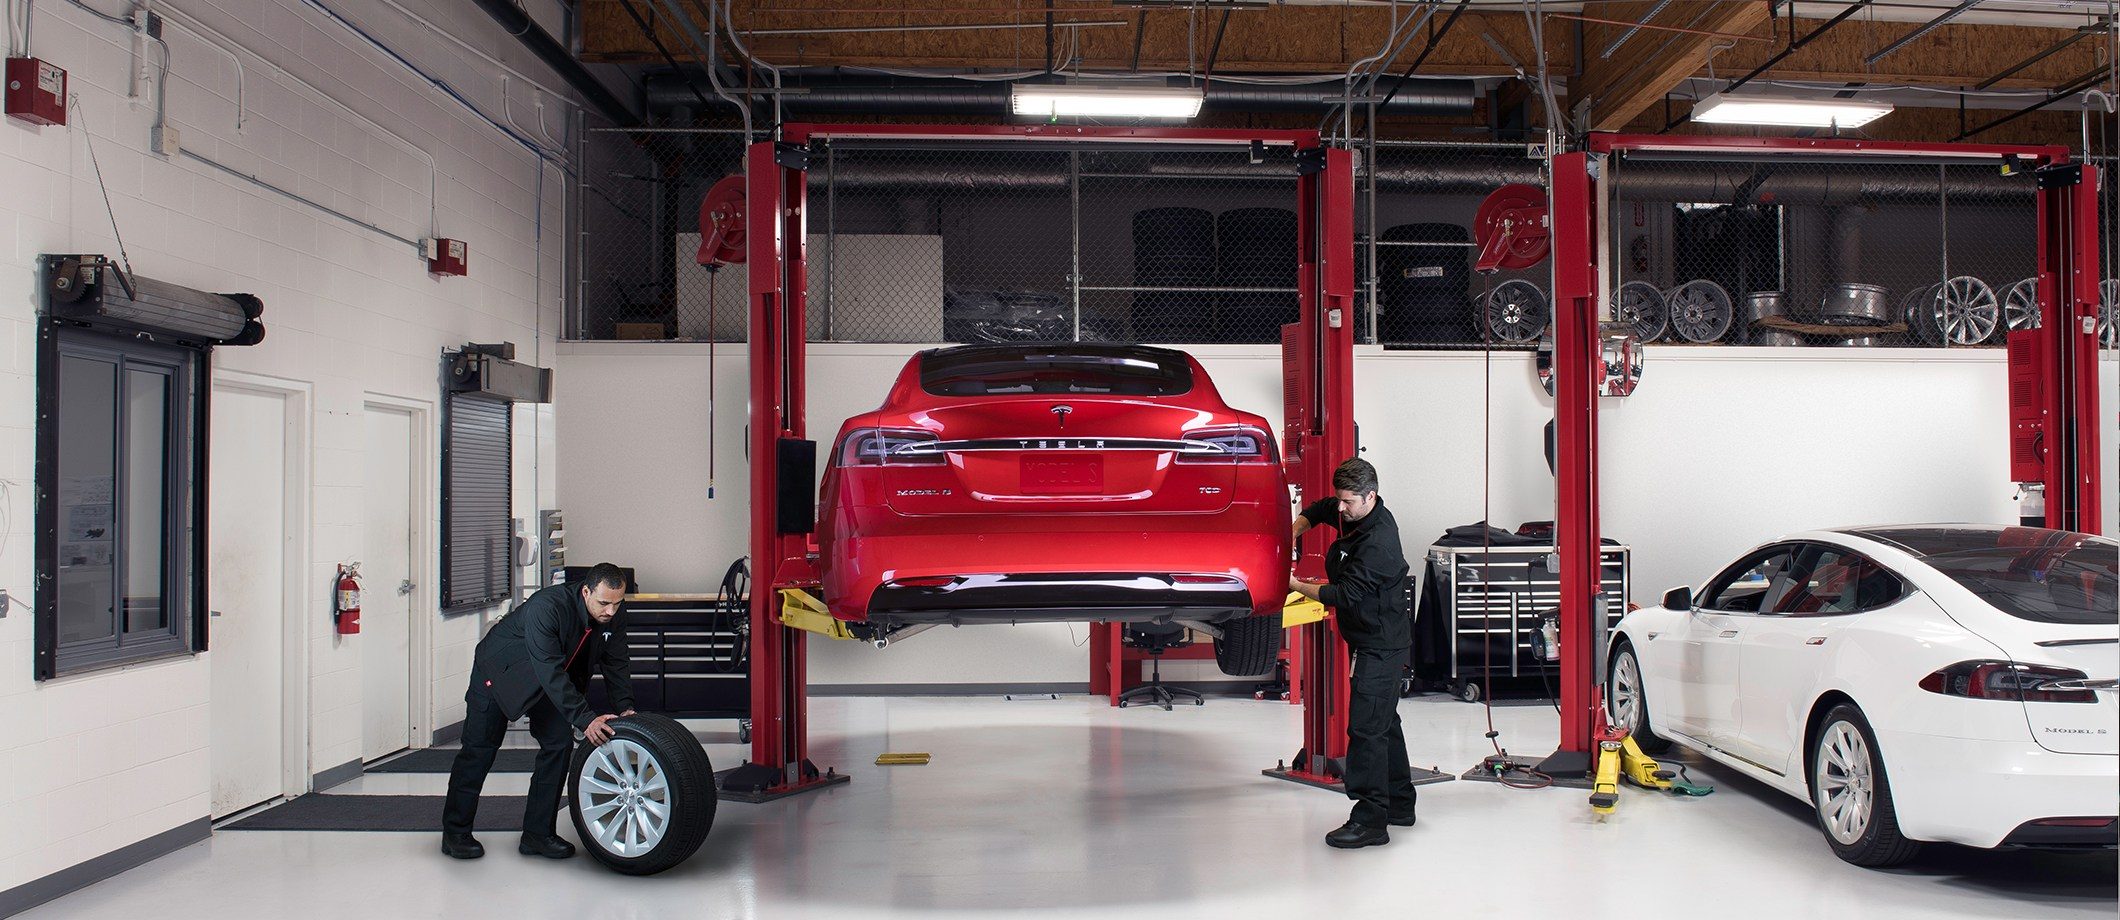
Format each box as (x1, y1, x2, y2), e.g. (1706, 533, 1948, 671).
(1052, 404, 1072, 428)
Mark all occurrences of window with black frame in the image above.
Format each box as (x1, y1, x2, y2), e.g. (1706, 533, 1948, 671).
(36, 326, 201, 678)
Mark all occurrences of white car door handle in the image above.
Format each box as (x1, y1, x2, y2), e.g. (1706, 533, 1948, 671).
(1719, 629, 1740, 638)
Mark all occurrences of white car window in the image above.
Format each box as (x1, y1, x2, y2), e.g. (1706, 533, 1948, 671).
(1701, 548, 1795, 614)
(1774, 545, 1905, 616)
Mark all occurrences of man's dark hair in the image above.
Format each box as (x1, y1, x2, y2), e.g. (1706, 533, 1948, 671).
(1333, 458, 1379, 495)
(585, 563, 629, 593)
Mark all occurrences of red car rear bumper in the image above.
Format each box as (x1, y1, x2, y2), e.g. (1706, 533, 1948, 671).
(822, 513, 1289, 624)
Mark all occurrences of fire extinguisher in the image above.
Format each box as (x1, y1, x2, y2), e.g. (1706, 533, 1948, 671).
(334, 563, 362, 635)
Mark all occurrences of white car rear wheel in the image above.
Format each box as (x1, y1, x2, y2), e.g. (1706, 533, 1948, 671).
(1809, 704, 1921, 868)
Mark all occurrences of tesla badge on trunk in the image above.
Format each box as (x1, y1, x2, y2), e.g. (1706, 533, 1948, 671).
(1052, 405, 1071, 428)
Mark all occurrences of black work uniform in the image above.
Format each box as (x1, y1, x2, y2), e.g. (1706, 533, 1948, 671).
(442, 581, 634, 838)
(1300, 496, 1416, 828)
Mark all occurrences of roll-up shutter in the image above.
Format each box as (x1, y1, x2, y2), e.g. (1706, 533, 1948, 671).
(442, 392, 511, 611)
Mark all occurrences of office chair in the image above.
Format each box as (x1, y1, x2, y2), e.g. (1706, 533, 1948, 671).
(1118, 622, 1204, 710)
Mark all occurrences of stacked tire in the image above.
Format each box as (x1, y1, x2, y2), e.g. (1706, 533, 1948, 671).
(1131, 207, 1216, 343)
(1215, 208, 1298, 343)
(1378, 222, 1475, 345)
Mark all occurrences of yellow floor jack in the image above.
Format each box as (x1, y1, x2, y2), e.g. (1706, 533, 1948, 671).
(1589, 688, 1712, 815)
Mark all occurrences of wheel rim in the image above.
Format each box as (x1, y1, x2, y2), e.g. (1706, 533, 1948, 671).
(1617, 281, 1668, 341)
(1814, 721, 1875, 846)
(2002, 277, 2040, 332)
(1486, 280, 1550, 344)
(577, 738, 672, 857)
(1935, 276, 1999, 346)
(1611, 652, 1644, 735)
(1667, 281, 1733, 343)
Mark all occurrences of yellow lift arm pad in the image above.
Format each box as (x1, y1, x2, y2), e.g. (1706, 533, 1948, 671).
(779, 588, 854, 640)
(1281, 592, 1328, 628)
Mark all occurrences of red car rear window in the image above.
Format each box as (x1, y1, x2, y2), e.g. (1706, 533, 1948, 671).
(919, 345, 1193, 397)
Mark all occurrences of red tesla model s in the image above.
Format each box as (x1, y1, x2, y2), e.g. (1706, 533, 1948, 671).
(818, 344, 1292, 674)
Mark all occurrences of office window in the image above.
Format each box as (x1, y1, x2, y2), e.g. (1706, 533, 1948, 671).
(37, 327, 200, 678)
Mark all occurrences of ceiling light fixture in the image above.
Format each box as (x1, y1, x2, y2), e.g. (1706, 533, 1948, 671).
(1010, 84, 1205, 120)
(1689, 92, 1893, 129)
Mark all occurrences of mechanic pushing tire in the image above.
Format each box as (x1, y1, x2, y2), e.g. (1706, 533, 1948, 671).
(568, 713, 718, 876)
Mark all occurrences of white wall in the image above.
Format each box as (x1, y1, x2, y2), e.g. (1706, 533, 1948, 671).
(0, 0, 565, 899)
(556, 343, 2120, 687)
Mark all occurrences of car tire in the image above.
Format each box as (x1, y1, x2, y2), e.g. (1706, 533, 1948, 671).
(1213, 614, 1283, 676)
(1810, 704, 1921, 868)
(1607, 643, 1671, 754)
(568, 713, 718, 876)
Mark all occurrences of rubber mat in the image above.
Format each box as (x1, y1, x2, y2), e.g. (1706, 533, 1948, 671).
(365, 748, 539, 774)
(220, 795, 541, 832)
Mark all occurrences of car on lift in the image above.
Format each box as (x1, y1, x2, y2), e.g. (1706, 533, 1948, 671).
(1607, 524, 2118, 867)
(817, 344, 1292, 675)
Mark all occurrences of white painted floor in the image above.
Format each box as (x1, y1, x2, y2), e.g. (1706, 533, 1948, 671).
(26, 695, 2117, 920)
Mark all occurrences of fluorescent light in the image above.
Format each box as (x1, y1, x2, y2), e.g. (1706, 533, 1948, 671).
(1010, 84, 1204, 120)
(1690, 92, 1893, 128)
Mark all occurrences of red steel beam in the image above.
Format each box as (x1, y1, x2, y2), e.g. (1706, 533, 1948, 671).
(1548, 151, 1600, 762)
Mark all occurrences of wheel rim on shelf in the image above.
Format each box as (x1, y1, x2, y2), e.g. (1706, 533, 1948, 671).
(1616, 280, 1669, 342)
(1665, 280, 1733, 344)
(1933, 276, 2000, 346)
(1484, 279, 1551, 344)
(2001, 277, 2040, 332)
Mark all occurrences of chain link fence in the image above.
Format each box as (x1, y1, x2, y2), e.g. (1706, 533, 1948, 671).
(572, 128, 2109, 350)
(1604, 152, 2046, 349)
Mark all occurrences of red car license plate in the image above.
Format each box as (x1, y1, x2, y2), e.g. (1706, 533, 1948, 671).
(1021, 456, 1103, 492)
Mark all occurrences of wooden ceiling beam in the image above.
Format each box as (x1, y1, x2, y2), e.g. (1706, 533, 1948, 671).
(1573, 1, 1775, 132)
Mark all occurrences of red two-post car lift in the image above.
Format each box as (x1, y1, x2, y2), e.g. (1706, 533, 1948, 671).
(725, 122, 1368, 800)
(1535, 134, 2105, 776)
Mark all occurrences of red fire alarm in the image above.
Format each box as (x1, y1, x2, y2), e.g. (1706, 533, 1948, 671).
(425, 238, 467, 276)
(5, 58, 67, 127)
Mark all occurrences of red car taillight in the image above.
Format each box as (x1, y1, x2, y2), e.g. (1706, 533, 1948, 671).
(839, 428, 944, 466)
(1917, 660, 2099, 704)
(1177, 426, 1276, 464)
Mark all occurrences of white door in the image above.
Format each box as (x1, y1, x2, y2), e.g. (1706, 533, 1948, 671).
(208, 386, 289, 817)
(361, 407, 417, 761)
(1735, 544, 1899, 773)
(1675, 547, 1793, 746)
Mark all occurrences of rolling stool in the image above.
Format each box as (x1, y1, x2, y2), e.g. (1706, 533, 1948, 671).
(1118, 622, 1204, 710)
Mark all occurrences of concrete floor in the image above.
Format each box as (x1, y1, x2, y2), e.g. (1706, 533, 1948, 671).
(26, 695, 2117, 920)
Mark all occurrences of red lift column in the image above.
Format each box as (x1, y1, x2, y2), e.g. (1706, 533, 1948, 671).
(1263, 144, 1357, 789)
(1537, 151, 1601, 776)
(723, 140, 846, 802)
(2012, 162, 2105, 535)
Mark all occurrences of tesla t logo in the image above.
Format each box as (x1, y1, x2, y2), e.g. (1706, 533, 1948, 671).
(1051, 405, 1072, 428)
(1017, 439, 1106, 450)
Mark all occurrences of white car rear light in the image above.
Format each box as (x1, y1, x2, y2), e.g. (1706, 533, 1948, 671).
(1917, 660, 2100, 704)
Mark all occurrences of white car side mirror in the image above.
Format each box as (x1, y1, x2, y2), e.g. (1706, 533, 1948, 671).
(1662, 586, 1693, 610)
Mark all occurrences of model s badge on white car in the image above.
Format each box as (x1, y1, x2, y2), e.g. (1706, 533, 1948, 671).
(1607, 525, 2117, 867)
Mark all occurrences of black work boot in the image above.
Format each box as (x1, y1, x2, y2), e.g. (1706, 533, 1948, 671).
(440, 833, 485, 859)
(519, 834, 577, 859)
(1388, 807, 1417, 827)
(1325, 821, 1390, 849)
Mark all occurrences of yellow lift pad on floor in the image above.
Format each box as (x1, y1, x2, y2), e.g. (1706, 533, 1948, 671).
(1281, 592, 1327, 628)
(875, 752, 931, 765)
(779, 588, 854, 640)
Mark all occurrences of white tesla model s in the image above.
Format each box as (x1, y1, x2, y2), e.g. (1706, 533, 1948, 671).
(1608, 524, 2117, 867)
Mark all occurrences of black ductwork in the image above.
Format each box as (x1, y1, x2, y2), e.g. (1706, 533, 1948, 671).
(641, 70, 1475, 119)
(1610, 160, 2033, 205)
(470, 0, 641, 127)
(42, 254, 264, 348)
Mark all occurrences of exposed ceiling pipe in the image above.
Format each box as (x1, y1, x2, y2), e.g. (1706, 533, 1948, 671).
(640, 71, 1476, 117)
(1864, 0, 1982, 65)
(1598, 0, 1677, 60)
(468, 0, 640, 126)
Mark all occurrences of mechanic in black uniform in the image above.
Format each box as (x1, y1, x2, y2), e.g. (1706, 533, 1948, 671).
(1288, 458, 1416, 849)
(441, 563, 636, 860)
